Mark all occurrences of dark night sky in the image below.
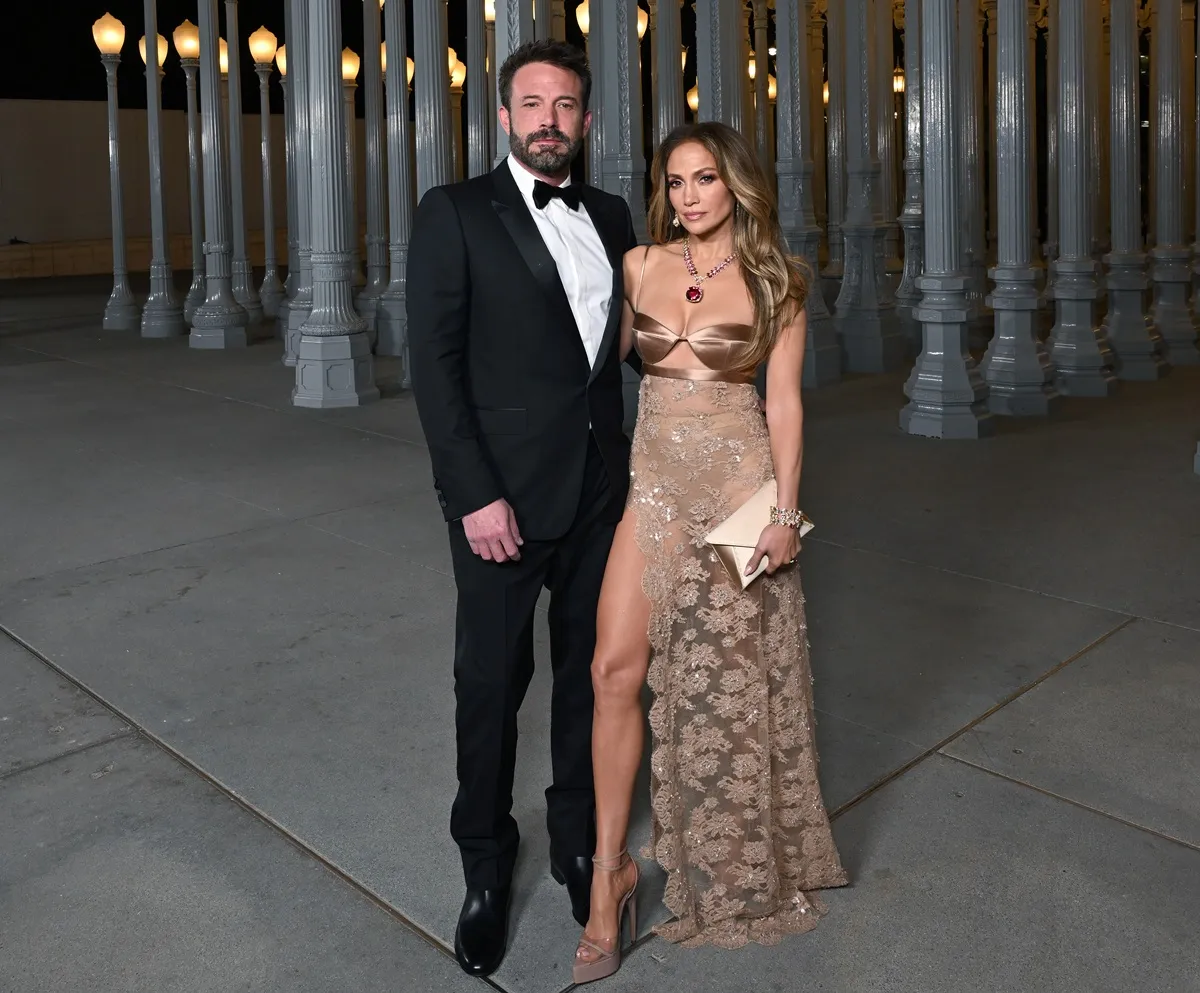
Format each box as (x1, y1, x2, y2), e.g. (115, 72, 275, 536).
(5, 3, 649, 119)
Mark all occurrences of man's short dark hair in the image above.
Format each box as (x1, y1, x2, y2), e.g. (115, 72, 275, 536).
(498, 40, 592, 112)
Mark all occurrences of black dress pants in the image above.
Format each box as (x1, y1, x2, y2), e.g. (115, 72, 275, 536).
(447, 436, 616, 890)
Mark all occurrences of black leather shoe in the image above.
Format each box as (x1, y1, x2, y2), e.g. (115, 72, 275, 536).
(550, 853, 593, 927)
(454, 887, 510, 978)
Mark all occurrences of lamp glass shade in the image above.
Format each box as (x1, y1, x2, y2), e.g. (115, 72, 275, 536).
(276, 45, 287, 76)
(576, 0, 589, 36)
(893, 66, 905, 94)
(407, 56, 415, 85)
(451, 59, 467, 89)
(139, 33, 168, 67)
(687, 84, 699, 113)
(484, 0, 496, 22)
(380, 42, 387, 75)
(681, 46, 687, 72)
(342, 47, 361, 81)
(93, 13, 125, 56)
(447, 47, 458, 73)
(219, 38, 229, 75)
(172, 20, 200, 59)
(248, 26, 278, 65)
(767, 74, 776, 101)
(637, 7, 648, 39)
(747, 56, 755, 80)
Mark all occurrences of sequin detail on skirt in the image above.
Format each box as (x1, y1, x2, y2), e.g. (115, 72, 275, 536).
(629, 375, 848, 949)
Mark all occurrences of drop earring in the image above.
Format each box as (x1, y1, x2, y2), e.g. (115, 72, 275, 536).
(672, 214, 681, 228)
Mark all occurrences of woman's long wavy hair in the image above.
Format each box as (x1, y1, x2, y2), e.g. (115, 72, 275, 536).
(647, 122, 808, 370)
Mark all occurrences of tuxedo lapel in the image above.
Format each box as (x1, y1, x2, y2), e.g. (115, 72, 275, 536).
(489, 163, 578, 326)
(580, 185, 625, 384)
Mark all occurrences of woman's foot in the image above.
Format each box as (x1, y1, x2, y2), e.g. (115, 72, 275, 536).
(573, 852, 639, 983)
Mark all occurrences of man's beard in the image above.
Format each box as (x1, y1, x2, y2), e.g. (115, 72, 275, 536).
(509, 126, 582, 176)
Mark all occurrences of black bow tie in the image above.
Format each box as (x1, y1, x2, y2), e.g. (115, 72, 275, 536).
(532, 180, 582, 211)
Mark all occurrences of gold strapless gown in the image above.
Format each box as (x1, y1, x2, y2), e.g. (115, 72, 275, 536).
(629, 311, 848, 949)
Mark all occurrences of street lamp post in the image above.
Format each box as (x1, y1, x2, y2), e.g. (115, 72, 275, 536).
(93, 14, 140, 333)
(173, 20, 206, 325)
(224, 0, 264, 326)
(276, 42, 297, 334)
(137, 12, 185, 338)
(249, 26, 284, 318)
(449, 50, 466, 180)
(342, 48, 367, 297)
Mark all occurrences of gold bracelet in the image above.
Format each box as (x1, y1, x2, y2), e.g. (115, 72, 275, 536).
(769, 506, 810, 529)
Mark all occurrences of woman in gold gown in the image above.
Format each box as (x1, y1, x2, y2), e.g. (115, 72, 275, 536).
(571, 123, 847, 984)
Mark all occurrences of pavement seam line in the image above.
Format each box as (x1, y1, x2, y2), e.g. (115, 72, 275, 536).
(0, 623, 507, 993)
(804, 537, 1200, 635)
(939, 751, 1200, 855)
(829, 616, 1139, 820)
(0, 730, 136, 783)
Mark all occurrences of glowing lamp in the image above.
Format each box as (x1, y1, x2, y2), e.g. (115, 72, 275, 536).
(248, 26, 278, 66)
(139, 33, 168, 67)
(576, 0, 589, 36)
(276, 44, 287, 77)
(172, 19, 200, 60)
(342, 47, 361, 82)
(687, 84, 699, 113)
(92, 13, 125, 56)
(219, 38, 229, 75)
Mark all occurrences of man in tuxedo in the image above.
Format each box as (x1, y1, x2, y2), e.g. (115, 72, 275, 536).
(406, 40, 640, 978)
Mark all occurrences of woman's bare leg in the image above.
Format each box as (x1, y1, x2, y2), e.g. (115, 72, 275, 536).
(577, 511, 651, 962)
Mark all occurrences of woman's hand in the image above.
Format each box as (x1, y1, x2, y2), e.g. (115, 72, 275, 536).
(745, 523, 801, 577)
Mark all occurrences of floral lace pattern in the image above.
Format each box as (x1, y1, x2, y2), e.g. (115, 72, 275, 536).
(630, 375, 848, 949)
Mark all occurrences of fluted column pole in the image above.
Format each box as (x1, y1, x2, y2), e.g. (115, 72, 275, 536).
(378, 0, 416, 368)
(696, 0, 745, 130)
(777, 0, 840, 386)
(278, 68, 296, 335)
(193, 0, 248, 347)
(486, 13, 497, 165)
(1151, 0, 1200, 363)
(225, 0, 264, 326)
(180, 57, 206, 325)
(1183, 2, 1195, 249)
(283, 0, 314, 363)
(1105, 0, 1167, 378)
(1194, 0, 1200, 295)
(958, 0, 988, 325)
(982, 0, 1058, 415)
(492, 0, 534, 168)
(1047, 0, 1118, 394)
(360, 0, 389, 324)
(597, 0, 648, 238)
(552, 0, 567, 40)
(876, 0, 901, 283)
(343, 71, 367, 299)
(467, 0, 490, 177)
(254, 59, 285, 318)
(1043, 0, 1059, 302)
(901, 0, 994, 438)
(752, 0, 770, 164)
(809, 4, 827, 254)
(100, 53, 140, 333)
(294, 0, 378, 407)
(656, 0, 685, 143)
(896, 0, 925, 343)
(141, 2, 185, 337)
(535, 0, 552, 39)
(985, 0, 999, 259)
(822, 0, 847, 302)
(835, 0, 905, 372)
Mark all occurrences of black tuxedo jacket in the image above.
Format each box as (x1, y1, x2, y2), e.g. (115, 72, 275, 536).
(407, 162, 641, 542)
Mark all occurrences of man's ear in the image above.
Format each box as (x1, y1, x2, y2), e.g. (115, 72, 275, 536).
(499, 105, 512, 137)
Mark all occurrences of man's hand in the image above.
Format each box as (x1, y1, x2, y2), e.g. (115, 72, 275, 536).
(462, 499, 524, 563)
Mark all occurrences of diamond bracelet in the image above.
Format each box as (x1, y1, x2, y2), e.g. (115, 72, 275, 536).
(769, 507, 811, 530)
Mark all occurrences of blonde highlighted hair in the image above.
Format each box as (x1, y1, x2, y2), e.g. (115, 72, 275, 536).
(646, 122, 808, 370)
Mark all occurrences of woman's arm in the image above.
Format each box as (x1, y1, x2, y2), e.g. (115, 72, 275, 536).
(744, 304, 809, 577)
(619, 247, 647, 362)
(764, 306, 809, 510)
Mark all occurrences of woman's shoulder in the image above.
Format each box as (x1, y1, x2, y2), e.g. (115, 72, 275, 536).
(622, 241, 682, 269)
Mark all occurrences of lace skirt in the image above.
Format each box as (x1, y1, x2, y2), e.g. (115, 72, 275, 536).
(630, 374, 848, 949)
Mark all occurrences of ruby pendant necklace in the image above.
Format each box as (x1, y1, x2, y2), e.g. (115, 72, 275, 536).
(683, 238, 737, 303)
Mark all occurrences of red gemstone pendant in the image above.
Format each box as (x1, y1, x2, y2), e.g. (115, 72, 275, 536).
(685, 285, 703, 303)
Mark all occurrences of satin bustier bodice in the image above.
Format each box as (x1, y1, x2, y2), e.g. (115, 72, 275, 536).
(632, 311, 757, 384)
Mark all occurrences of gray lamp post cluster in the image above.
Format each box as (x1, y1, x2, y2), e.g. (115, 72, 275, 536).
(89, 0, 1200, 460)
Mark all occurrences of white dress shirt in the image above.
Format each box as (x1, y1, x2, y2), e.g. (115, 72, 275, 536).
(506, 155, 613, 368)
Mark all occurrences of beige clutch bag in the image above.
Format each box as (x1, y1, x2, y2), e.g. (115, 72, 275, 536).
(705, 479, 815, 589)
